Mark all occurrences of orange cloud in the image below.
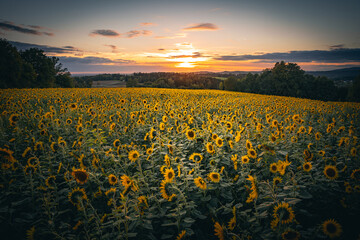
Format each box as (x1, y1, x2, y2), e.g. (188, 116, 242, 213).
(140, 22, 157, 26)
(182, 23, 219, 31)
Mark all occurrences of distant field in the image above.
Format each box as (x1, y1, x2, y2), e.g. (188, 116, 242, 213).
(92, 80, 126, 88)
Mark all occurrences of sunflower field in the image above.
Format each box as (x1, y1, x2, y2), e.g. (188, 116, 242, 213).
(0, 88, 359, 240)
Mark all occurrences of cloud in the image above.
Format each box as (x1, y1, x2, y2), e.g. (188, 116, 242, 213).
(329, 44, 345, 50)
(140, 22, 156, 26)
(90, 29, 120, 37)
(182, 23, 219, 31)
(9, 41, 82, 54)
(125, 30, 152, 38)
(0, 20, 54, 36)
(59, 56, 135, 65)
(154, 33, 187, 39)
(158, 48, 165, 51)
(214, 48, 360, 63)
(168, 52, 203, 59)
(104, 44, 119, 53)
(90, 29, 152, 38)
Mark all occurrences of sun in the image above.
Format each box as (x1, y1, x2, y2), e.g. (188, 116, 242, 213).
(177, 62, 195, 68)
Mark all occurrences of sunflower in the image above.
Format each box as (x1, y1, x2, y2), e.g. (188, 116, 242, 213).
(303, 162, 312, 172)
(186, 129, 196, 140)
(209, 172, 220, 183)
(350, 147, 357, 157)
(113, 139, 121, 148)
(211, 133, 218, 141)
(189, 153, 203, 163)
(351, 169, 360, 180)
(281, 229, 300, 240)
(228, 217, 236, 230)
(71, 169, 89, 184)
(319, 150, 325, 157)
(194, 177, 207, 190)
(128, 150, 140, 162)
(246, 175, 258, 203)
(45, 175, 56, 189)
(121, 175, 132, 188)
(206, 142, 215, 154)
(159, 122, 165, 131)
(163, 168, 175, 182)
(273, 202, 295, 225)
(270, 163, 278, 173)
(273, 177, 282, 186)
(27, 157, 39, 167)
(68, 187, 87, 207)
(214, 222, 224, 240)
(315, 132, 321, 141)
(26, 226, 35, 240)
(269, 134, 277, 143)
(146, 147, 153, 155)
(69, 103, 77, 110)
(248, 148, 257, 159)
(149, 128, 157, 139)
(108, 174, 118, 185)
(324, 165, 338, 180)
(216, 137, 224, 147)
(176, 230, 186, 240)
(76, 125, 83, 133)
(246, 140, 253, 150)
(322, 219, 342, 238)
(9, 113, 20, 126)
(241, 155, 250, 164)
(160, 179, 176, 201)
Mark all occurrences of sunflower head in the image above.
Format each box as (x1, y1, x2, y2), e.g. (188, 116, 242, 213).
(270, 163, 278, 173)
(324, 165, 338, 180)
(303, 162, 312, 172)
(206, 142, 215, 154)
(216, 137, 224, 147)
(273, 202, 295, 225)
(108, 174, 118, 185)
(241, 155, 250, 164)
(322, 219, 342, 238)
(209, 172, 220, 183)
(128, 150, 140, 162)
(186, 129, 196, 140)
(281, 229, 300, 240)
(72, 169, 89, 184)
(351, 169, 360, 180)
(163, 168, 175, 182)
(194, 177, 207, 190)
(189, 153, 203, 163)
(273, 177, 282, 186)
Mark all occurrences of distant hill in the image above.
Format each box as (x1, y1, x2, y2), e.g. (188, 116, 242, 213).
(306, 67, 360, 81)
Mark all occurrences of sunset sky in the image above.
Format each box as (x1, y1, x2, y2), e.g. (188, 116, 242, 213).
(1, 0, 360, 74)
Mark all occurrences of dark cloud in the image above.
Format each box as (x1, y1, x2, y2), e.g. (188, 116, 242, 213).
(104, 44, 119, 53)
(90, 29, 152, 38)
(0, 21, 54, 36)
(59, 56, 135, 65)
(168, 52, 203, 59)
(158, 48, 165, 51)
(10, 41, 82, 54)
(125, 30, 152, 38)
(215, 48, 360, 63)
(182, 23, 219, 31)
(329, 44, 345, 50)
(90, 29, 120, 37)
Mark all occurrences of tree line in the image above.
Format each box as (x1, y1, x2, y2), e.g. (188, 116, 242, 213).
(224, 61, 360, 102)
(0, 39, 75, 88)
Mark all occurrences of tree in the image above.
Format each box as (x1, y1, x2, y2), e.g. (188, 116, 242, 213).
(20, 48, 57, 87)
(347, 75, 360, 102)
(0, 38, 36, 88)
(224, 76, 237, 91)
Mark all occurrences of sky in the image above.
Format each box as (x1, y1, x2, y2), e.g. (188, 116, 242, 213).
(1, 0, 360, 74)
